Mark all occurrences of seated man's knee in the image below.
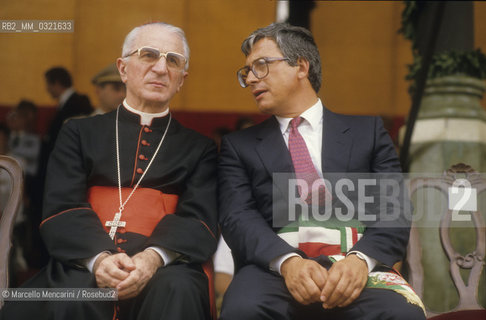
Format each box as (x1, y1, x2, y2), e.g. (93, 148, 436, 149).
(387, 305, 426, 320)
(220, 265, 290, 320)
(378, 298, 426, 320)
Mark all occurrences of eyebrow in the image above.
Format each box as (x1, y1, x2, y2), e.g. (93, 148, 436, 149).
(246, 56, 265, 66)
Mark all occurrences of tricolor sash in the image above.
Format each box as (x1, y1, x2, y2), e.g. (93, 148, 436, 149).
(278, 217, 425, 315)
(278, 217, 365, 260)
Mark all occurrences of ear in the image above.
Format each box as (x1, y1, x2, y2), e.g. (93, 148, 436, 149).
(117, 57, 128, 83)
(176, 71, 188, 93)
(296, 58, 310, 80)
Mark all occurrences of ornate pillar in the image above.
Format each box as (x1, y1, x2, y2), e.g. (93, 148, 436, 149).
(402, 75, 486, 312)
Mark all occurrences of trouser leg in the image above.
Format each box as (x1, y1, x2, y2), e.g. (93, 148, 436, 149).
(120, 263, 210, 320)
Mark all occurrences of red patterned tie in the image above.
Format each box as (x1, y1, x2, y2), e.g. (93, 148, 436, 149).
(288, 117, 326, 204)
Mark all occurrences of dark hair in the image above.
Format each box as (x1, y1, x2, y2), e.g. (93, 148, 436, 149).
(45, 67, 72, 88)
(16, 100, 37, 116)
(241, 23, 322, 93)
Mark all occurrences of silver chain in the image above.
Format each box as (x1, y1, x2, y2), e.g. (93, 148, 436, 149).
(115, 106, 172, 214)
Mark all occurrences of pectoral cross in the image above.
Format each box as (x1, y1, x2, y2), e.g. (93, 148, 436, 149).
(105, 212, 126, 240)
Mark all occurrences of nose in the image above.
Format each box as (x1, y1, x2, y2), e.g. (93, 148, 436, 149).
(151, 56, 168, 74)
(245, 69, 259, 86)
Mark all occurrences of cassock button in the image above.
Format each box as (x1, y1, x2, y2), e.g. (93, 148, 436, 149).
(117, 238, 123, 244)
(117, 247, 122, 252)
(144, 127, 152, 133)
(141, 140, 150, 146)
(139, 154, 147, 160)
(136, 168, 144, 174)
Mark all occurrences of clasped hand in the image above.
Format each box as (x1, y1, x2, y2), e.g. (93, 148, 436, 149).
(280, 255, 368, 309)
(93, 249, 163, 300)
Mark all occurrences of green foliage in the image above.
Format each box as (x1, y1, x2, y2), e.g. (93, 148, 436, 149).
(407, 49, 486, 81)
(400, 0, 486, 88)
(399, 0, 423, 47)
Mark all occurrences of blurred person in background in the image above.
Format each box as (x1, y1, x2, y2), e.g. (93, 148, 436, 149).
(5, 100, 44, 285)
(91, 63, 126, 115)
(7, 100, 41, 179)
(43, 66, 93, 156)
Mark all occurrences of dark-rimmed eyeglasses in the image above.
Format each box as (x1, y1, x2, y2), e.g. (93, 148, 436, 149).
(236, 57, 290, 88)
(124, 46, 187, 71)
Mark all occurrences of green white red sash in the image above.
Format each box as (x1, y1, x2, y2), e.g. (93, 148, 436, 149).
(277, 217, 426, 315)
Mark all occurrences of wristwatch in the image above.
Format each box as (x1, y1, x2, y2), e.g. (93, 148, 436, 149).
(352, 251, 367, 262)
(350, 251, 369, 271)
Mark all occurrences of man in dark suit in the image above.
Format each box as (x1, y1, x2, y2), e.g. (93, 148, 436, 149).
(44, 66, 93, 155)
(218, 23, 425, 320)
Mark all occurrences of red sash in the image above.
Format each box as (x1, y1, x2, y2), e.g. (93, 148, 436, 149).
(87, 186, 216, 319)
(87, 186, 178, 237)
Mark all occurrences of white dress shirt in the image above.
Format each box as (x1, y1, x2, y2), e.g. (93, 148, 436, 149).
(58, 87, 75, 109)
(269, 99, 377, 274)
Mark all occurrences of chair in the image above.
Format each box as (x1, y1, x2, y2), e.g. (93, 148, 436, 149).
(0, 156, 23, 310)
(407, 163, 486, 319)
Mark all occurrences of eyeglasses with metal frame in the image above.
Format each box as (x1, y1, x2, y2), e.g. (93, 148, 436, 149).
(124, 46, 187, 71)
(236, 57, 290, 88)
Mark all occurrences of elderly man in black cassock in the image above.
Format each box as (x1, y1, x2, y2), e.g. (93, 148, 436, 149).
(1, 22, 218, 320)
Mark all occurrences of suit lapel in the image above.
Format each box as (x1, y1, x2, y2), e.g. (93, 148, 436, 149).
(255, 117, 294, 175)
(254, 109, 353, 174)
(322, 107, 352, 173)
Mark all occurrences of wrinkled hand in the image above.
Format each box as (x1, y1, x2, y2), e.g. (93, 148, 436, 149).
(93, 252, 135, 289)
(116, 249, 164, 300)
(281, 256, 328, 305)
(320, 254, 368, 309)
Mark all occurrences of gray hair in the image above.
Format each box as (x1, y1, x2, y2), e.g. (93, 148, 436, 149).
(122, 22, 190, 71)
(241, 23, 321, 93)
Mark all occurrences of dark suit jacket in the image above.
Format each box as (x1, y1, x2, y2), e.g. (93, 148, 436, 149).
(218, 106, 409, 271)
(46, 91, 93, 154)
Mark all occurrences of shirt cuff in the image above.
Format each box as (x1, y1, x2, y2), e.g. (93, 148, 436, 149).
(146, 246, 180, 266)
(83, 251, 111, 273)
(269, 252, 301, 275)
(347, 251, 377, 273)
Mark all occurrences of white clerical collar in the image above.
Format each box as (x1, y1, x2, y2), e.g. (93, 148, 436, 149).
(59, 87, 75, 108)
(276, 98, 323, 134)
(122, 99, 169, 126)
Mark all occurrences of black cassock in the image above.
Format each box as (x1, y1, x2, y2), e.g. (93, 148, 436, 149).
(1, 106, 218, 320)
